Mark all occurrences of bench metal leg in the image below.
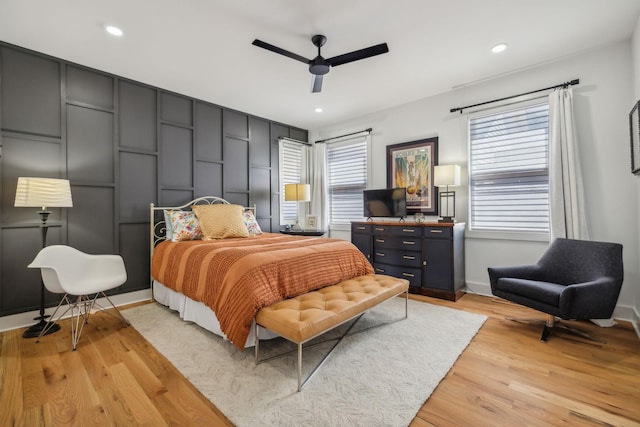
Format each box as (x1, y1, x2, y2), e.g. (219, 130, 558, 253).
(297, 342, 303, 392)
(297, 312, 364, 392)
(256, 291, 409, 392)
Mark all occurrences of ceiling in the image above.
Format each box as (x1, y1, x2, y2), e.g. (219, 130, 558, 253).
(1, 0, 640, 131)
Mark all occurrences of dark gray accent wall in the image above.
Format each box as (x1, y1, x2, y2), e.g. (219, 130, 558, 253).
(0, 42, 308, 317)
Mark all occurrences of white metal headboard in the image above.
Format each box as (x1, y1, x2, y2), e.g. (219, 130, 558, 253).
(149, 196, 256, 287)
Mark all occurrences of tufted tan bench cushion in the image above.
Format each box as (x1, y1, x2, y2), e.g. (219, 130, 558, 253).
(256, 274, 409, 344)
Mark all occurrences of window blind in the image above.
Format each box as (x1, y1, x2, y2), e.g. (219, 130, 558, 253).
(469, 102, 550, 232)
(326, 139, 367, 224)
(279, 141, 304, 222)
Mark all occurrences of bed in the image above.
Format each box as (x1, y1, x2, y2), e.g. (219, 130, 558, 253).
(149, 196, 374, 350)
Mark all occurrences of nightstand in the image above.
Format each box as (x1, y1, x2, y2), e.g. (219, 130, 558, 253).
(279, 230, 326, 237)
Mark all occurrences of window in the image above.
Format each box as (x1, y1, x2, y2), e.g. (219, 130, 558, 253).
(279, 140, 306, 223)
(469, 102, 550, 233)
(326, 138, 368, 225)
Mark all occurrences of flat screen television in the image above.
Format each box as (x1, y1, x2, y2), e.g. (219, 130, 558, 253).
(363, 188, 407, 218)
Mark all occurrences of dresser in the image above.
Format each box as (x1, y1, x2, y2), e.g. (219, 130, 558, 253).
(351, 221, 465, 301)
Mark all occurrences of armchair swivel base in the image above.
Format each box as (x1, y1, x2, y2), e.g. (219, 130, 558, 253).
(505, 314, 605, 343)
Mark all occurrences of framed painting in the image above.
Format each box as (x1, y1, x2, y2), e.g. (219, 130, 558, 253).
(386, 137, 438, 215)
(630, 100, 640, 175)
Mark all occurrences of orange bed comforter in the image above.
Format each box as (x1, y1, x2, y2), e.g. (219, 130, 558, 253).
(151, 233, 374, 349)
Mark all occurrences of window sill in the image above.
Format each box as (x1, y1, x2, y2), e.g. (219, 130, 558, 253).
(465, 228, 549, 243)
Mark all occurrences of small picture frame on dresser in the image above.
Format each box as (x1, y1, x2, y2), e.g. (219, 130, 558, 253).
(305, 215, 318, 231)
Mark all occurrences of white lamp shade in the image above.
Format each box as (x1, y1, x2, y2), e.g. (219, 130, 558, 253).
(433, 165, 461, 187)
(284, 183, 310, 202)
(14, 177, 73, 209)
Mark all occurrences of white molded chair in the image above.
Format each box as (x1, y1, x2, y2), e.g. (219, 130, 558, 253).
(28, 245, 130, 350)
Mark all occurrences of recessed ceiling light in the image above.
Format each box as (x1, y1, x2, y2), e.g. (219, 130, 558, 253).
(105, 25, 123, 37)
(314, 107, 323, 113)
(491, 43, 507, 54)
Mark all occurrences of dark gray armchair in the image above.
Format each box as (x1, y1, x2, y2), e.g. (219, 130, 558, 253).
(488, 238, 623, 342)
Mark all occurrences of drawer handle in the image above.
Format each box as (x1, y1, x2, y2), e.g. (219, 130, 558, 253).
(356, 226, 366, 230)
(402, 229, 416, 233)
(402, 273, 415, 278)
(375, 268, 385, 273)
(375, 227, 385, 231)
(430, 229, 443, 233)
(402, 241, 415, 245)
(376, 239, 385, 243)
(375, 252, 385, 257)
(402, 255, 415, 260)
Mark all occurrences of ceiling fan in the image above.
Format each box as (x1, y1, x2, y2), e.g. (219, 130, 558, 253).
(252, 35, 389, 93)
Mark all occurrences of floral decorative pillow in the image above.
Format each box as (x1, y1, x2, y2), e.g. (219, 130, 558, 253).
(166, 210, 203, 242)
(243, 210, 263, 235)
(163, 210, 174, 241)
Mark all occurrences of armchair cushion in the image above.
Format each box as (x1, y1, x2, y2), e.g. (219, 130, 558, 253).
(494, 278, 564, 307)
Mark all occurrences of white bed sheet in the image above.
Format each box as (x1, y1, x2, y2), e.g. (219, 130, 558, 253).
(152, 280, 278, 348)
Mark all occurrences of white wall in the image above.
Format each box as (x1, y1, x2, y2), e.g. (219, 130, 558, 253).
(633, 16, 640, 322)
(312, 40, 639, 321)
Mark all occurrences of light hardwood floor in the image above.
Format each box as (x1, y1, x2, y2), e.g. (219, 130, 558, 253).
(1, 293, 639, 426)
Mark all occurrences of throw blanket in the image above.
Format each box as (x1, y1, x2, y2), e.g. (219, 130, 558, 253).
(151, 233, 374, 349)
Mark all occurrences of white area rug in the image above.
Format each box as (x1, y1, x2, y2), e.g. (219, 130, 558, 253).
(123, 297, 486, 427)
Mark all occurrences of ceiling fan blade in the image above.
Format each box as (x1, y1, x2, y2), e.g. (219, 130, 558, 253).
(312, 75, 323, 93)
(328, 43, 389, 67)
(252, 39, 310, 64)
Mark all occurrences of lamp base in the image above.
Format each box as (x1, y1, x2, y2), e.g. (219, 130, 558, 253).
(22, 319, 61, 338)
(291, 218, 304, 231)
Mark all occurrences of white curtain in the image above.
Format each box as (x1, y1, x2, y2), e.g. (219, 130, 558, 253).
(309, 142, 328, 230)
(548, 88, 590, 241)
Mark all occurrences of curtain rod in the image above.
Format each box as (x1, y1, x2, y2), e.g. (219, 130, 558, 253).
(278, 136, 312, 146)
(449, 79, 580, 114)
(315, 128, 372, 144)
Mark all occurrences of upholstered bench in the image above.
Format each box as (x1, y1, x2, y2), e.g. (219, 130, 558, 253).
(255, 274, 409, 391)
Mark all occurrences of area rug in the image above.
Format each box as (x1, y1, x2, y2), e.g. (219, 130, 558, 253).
(123, 297, 486, 427)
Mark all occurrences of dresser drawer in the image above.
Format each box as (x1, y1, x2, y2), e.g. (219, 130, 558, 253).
(373, 236, 421, 250)
(373, 249, 421, 268)
(351, 223, 371, 234)
(373, 263, 421, 287)
(372, 225, 420, 237)
(423, 226, 453, 239)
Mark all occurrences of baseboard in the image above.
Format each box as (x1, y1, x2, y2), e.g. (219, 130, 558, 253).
(630, 308, 640, 339)
(4, 285, 639, 341)
(463, 281, 492, 297)
(0, 288, 152, 333)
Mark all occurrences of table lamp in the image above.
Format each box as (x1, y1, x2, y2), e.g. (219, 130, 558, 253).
(434, 165, 460, 223)
(284, 183, 310, 231)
